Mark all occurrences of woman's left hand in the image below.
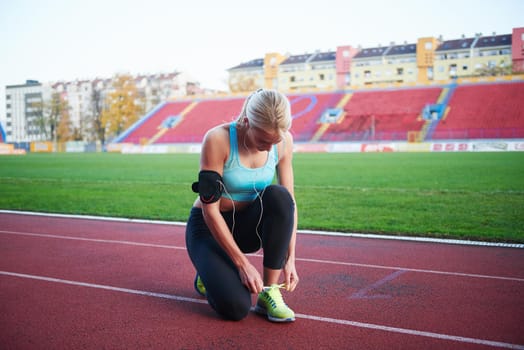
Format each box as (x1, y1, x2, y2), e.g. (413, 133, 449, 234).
(283, 257, 299, 292)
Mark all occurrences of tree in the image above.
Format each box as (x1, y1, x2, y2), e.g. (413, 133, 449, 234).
(89, 86, 105, 144)
(100, 74, 144, 142)
(474, 63, 513, 77)
(49, 92, 72, 143)
(31, 98, 49, 141)
(56, 102, 72, 142)
(30, 92, 71, 142)
(228, 74, 258, 93)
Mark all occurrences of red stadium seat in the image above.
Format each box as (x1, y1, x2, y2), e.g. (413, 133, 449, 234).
(115, 82, 524, 144)
(433, 82, 524, 140)
(321, 87, 442, 141)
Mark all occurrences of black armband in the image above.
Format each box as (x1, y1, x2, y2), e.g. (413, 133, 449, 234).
(191, 170, 224, 203)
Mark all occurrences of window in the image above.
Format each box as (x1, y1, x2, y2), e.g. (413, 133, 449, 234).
(425, 42, 432, 50)
(427, 67, 434, 79)
(397, 68, 404, 75)
(449, 65, 457, 77)
(319, 73, 325, 80)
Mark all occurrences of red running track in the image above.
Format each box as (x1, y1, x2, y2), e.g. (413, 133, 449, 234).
(1, 212, 523, 350)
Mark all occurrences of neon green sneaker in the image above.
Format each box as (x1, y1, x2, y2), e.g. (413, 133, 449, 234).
(255, 284, 295, 322)
(194, 274, 206, 297)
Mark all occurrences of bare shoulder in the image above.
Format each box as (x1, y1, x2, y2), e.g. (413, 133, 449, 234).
(201, 123, 231, 170)
(203, 123, 230, 146)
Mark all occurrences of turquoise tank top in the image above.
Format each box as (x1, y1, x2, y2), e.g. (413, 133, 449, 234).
(222, 122, 278, 202)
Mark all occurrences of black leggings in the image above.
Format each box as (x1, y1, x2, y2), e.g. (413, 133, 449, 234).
(185, 185, 295, 321)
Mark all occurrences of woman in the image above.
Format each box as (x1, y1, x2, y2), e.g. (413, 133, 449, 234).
(185, 88, 299, 322)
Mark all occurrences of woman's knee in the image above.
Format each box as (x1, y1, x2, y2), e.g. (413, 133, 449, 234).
(262, 185, 294, 213)
(210, 294, 252, 321)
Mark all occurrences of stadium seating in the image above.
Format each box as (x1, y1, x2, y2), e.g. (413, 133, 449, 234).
(287, 92, 346, 141)
(118, 101, 193, 144)
(114, 82, 524, 145)
(117, 93, 349, 144)
(155, 97, 245, 143)
(320, 87, 442, 141)
(0, 122, 5, 143)
(432, 82, 524, 139)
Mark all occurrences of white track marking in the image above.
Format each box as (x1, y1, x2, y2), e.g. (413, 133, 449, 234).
(298, 256, 524, 283)
(0, 230, 185, 250)
(0, 270, 206, 304)
(1, 230, 523, 283)
(350, 270, 407, 299)
(294, 312, 524, 350)
(1, 271, 523, 350)
(1, 210, 522, 248)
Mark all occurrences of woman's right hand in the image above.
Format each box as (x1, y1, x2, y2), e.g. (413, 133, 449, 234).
(238, 261, 263, 294)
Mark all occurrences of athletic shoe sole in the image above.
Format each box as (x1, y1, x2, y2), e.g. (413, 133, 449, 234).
(254, 304, 295, 323)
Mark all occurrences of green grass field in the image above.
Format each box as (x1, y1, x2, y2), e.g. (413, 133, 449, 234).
(1, 152, 523, 243)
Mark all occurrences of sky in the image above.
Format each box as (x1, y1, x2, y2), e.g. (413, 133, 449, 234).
(0, 0, 522, 121)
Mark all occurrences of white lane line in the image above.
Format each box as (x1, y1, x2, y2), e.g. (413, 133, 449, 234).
(2, 210, 523, 248)
(1, 270, 523, 350)
(2, 230, 524, 283)
(0, 210, 187, 227)
(295, 313, 524, 350)
(298, 257, 524, 283)
(0, 270, 206, 304)
(299, 229, 524, 249)
(0, 230, 185, 250)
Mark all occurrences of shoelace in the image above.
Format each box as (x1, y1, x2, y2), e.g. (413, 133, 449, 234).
(262, 283, 286, 291)
(262, 284, 288, 308)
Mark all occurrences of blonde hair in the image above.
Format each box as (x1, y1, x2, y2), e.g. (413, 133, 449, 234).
(236, 89, 292, 138)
